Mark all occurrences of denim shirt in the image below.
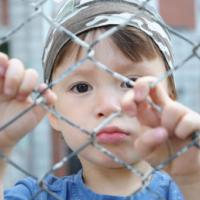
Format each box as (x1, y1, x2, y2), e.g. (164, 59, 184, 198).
(4, 170, 185, 200)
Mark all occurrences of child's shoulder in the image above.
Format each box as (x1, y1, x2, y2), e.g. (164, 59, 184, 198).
(4, 171, 82, 199)
(4, 170, 185, 200)
(150, 170, 174, 187)
(145, 170, 185, 200)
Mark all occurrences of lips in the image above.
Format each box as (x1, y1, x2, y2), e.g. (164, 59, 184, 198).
(96, 126, 129, 144)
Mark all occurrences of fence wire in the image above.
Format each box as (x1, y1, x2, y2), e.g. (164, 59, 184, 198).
(0, 0, 200, 199)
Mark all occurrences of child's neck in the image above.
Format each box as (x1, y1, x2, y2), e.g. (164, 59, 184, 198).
(81, 160, 152, 196)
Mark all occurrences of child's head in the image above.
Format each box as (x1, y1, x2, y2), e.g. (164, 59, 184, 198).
(43, 0, 175, 168)
(43, 0, 176, 97)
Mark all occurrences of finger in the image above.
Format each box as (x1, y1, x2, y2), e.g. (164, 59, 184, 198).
(134, 127, 168, 158)
(4, 59, 24, 97)
(17, 69, 38, 101)
(121, 90, 137, 117)
(0, 52, 9, 76)
(134, 77, 150, 102)
(134, 76, 169, 107)
(37, 83, 57, 106)
(162, 101, 189, 134)
(137, 101, 161, 127)
(0, 53, 9, 93)
(175, 112, 200, 139)
(121, 83, 161, 127)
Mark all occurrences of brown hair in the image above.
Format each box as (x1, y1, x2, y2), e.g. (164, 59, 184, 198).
(54, 26, 162, 67)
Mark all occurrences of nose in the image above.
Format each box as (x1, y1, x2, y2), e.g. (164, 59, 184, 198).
(94, 89, 121, 119)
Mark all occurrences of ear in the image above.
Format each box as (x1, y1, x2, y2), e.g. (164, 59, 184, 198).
(47, 113, 60, 131)
(169, 89, 176, 100)
(167, 80, 177, 100)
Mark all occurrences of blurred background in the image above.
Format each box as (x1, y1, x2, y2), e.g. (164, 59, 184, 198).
(0, 0, 200, 188)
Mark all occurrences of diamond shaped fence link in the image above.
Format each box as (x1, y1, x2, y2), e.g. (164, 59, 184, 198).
(0, 0, 200, 199)
(193, 44, 200, 60)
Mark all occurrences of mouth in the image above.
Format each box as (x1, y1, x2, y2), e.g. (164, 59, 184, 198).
(96, 126, 130, 144)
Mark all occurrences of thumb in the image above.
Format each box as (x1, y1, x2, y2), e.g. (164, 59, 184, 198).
(134, 127, 168, 159)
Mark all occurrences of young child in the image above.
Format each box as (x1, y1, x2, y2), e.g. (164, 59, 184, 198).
(1, 0, 200, 199)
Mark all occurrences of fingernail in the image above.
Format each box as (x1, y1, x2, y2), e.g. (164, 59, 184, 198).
(155, 128, 167, 141)
(135, 90, 143, 101)
(4, 83, 15, 96)
(5, 88, 14, 96)
(0, 65, 5, 76)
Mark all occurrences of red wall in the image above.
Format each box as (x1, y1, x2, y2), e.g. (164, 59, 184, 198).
(0, 0, 9, 25)
(159, 0, 196, 29)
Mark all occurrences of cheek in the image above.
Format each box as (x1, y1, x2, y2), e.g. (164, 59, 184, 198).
(54, 96, 96, 132)
(55, 93, 92, 119)
(60, 122, 91, 149)
(54, 98, 82, 122)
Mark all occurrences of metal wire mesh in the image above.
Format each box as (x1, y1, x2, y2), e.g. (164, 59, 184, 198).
(0, 0, 200, 199)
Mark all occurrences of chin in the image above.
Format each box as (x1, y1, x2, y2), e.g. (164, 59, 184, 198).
(79, 145, 141, 169)
(93, 154, 141, 169)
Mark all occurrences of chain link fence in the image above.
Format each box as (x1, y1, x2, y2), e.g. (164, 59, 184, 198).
(0, 0, 200, 199)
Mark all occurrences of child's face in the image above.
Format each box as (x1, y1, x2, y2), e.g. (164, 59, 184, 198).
(49, 30, 168, 169)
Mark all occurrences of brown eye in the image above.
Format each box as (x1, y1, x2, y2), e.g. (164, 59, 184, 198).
(71, 82, 92, 93)
(121, 77, 138, 89)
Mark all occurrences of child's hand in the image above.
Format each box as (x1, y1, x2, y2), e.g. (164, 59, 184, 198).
(0, 53, 57, 154)
(122, 76, 200, 183)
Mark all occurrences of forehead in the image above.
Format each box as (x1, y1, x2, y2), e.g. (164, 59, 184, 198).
(55, 29, 165, 78)
(58, 27, 155, 62)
